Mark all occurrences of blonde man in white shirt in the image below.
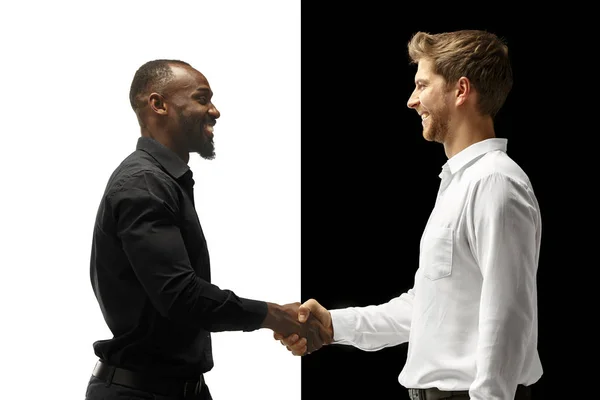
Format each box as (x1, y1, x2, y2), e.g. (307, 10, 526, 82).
(275, 30, 542, 400)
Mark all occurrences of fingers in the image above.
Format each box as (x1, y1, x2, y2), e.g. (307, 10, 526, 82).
(279, 333, 307, 356)
(279, 334, 299, 346)
(313, 317, 333, 344)
(277, 333, 303, 349)
(273, 299, 333, 357)
(304, 315, 326, 353)
(289, 340, 307, 356)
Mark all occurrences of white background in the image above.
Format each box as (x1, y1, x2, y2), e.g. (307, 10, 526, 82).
(0, 1, 301, 399)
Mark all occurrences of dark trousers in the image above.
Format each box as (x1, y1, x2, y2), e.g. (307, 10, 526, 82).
(84, 375, 213, 400)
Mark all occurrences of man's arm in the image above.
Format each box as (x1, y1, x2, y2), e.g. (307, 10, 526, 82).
(276, 289, 415, 355)
(109, 171, 328, 345)
(467, 173, 540, 400)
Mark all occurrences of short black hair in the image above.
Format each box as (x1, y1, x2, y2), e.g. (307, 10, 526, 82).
(129, 59, 191, 112)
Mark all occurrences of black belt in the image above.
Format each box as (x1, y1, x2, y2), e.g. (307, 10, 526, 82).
(408, 383, 531, 400)
(92, 359, 205, 398)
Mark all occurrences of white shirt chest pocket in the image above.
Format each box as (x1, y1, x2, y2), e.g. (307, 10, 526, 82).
(420, 227, 454, 281)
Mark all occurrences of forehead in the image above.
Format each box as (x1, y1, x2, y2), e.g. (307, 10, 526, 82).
(414, 58, 442, 83)
(169, 64, 211, 93)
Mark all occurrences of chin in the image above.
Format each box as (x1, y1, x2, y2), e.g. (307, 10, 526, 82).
(198, 146, 216, 160)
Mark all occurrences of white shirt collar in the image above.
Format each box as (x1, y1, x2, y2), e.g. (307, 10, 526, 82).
(440, 138, 508, 178)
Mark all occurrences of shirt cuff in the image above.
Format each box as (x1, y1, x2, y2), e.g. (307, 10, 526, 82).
(330, 308, 356, 343)
(238, 298, 268, 331)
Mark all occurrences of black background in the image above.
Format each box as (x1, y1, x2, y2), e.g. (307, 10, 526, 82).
(299, 9, 588, 400)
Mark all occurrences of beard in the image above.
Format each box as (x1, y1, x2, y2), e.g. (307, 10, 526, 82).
(197, 134, 215, 160)
(178, 110, 215, 160)
(423, 104, 450, 144)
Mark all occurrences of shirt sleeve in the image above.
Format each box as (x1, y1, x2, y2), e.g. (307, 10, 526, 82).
(329, 288, 415, 351)
(467, 173, 540, 400)
(107, 170, 267, 332)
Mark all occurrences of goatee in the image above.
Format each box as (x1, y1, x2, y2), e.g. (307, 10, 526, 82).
(199, 137, 215, 160)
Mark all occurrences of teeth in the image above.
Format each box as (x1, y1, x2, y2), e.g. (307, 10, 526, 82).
(421, 113, 429, 120)
(207, 125, 214, 132)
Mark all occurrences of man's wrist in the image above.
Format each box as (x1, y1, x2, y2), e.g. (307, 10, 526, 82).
(261, 302, 282, 331)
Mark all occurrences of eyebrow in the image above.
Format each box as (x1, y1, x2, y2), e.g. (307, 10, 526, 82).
(194, 87, 213, 96)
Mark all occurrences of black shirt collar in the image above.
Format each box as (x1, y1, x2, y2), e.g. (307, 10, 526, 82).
(136, 136, 191, 180)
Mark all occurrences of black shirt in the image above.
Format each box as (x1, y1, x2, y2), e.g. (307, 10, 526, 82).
(90, 136, 267, 378)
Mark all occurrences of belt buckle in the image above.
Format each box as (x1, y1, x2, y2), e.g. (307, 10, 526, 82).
(408, 388, 423, 400)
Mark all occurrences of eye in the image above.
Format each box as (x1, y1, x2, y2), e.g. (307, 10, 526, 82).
(196, 97, 208, 104)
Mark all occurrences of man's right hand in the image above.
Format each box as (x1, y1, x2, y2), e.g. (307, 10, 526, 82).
(273, 298, 332, 356)
(261, 301, 332, 353)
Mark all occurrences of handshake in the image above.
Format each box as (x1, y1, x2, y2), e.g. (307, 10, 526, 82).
(261, 299, 332, 356)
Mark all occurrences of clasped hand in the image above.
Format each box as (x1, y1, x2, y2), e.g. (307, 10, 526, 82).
(272, 299, 332, 356)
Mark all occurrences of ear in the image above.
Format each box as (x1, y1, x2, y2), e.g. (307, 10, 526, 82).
(148, 93, 168, 115)
(455, 77, 470, 107)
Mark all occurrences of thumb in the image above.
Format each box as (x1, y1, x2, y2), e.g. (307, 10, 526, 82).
(298, 304, 311, 323)
(298, 298, 327, 324)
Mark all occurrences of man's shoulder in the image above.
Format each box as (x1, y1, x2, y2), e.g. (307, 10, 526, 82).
(466, 151, 532, 188)
(104, 150, 173, 197)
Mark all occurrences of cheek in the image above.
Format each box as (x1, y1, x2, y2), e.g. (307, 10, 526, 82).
(420, 91, 443, 114)
(419, 92, 432, 110)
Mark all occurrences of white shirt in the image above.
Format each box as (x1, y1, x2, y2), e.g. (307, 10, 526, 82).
(330, 138, 543, 400)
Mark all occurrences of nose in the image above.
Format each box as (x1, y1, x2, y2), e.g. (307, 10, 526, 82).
(209, 103, 221, 119)
(407, 91, 419, 109)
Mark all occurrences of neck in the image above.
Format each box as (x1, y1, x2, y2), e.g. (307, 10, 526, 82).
(443, 114, 495, 159)
(140, 128, 190, 164)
